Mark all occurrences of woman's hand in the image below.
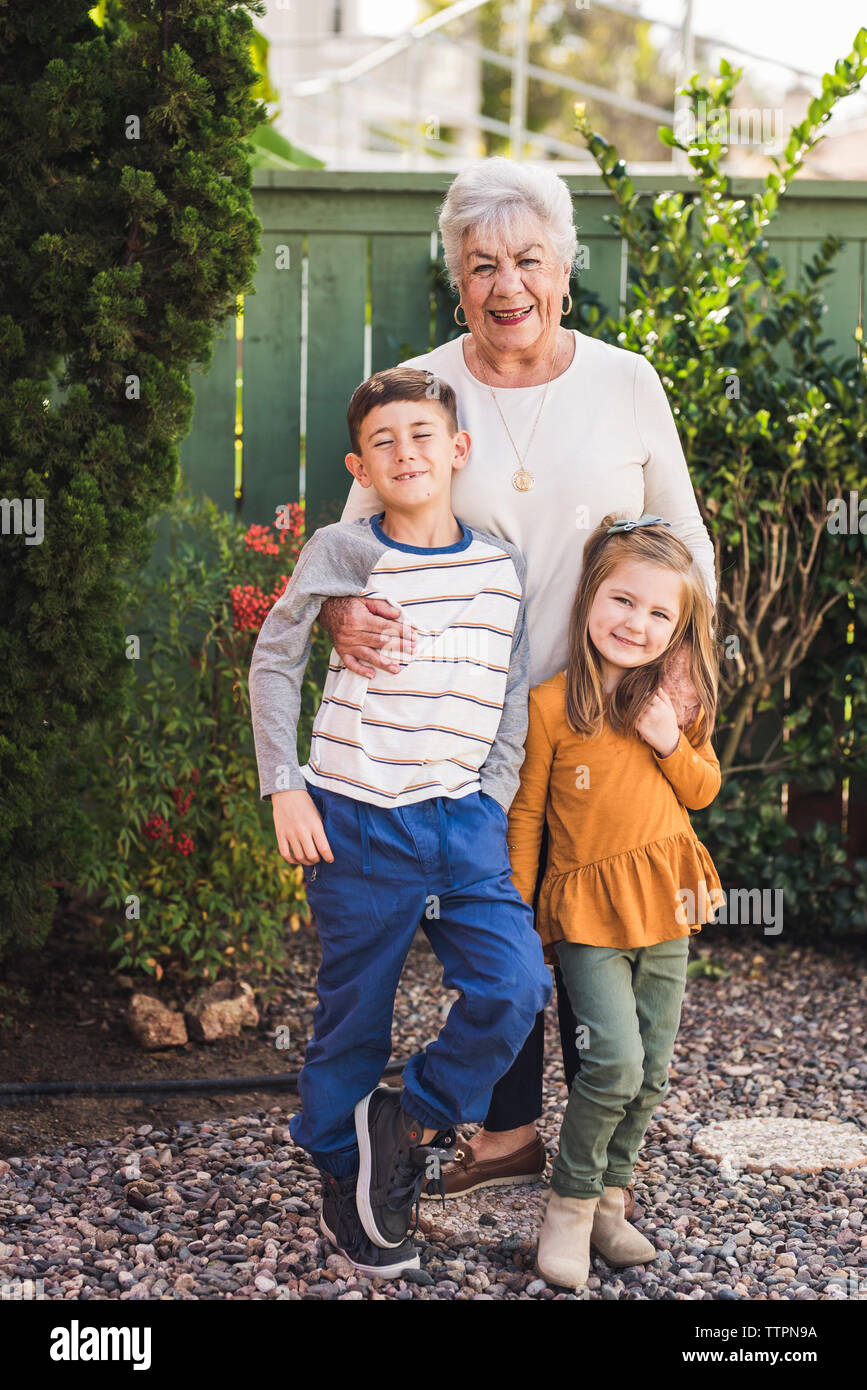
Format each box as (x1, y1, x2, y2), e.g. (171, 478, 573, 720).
(661, 639, 700, 729)
(318, 596, 417, 677)
(635, 687, 680, 758)
(271, 789, 334, 866)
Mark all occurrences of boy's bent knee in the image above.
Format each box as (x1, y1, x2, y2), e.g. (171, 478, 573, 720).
(530, 966, 553, 1013)
(513, 930, 553, 999)
(462, 963, 550, 1028)
(511, 964, 552, 1020)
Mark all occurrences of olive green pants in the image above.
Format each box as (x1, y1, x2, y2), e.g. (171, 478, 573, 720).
(551, 935, 690, 1199)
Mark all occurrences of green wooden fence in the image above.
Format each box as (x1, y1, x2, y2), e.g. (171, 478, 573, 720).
(170, 171, 867, 538)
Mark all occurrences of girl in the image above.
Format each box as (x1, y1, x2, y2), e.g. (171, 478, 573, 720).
(505, 513, 723, 1290)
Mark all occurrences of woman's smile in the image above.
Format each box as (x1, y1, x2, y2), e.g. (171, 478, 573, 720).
(488, 306, 534, 324)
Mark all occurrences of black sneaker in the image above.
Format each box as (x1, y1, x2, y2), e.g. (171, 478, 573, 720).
(422, 1125, 457, 1205)
(319, 1167, 421, 1278)
(354, 1084, 454, 1248)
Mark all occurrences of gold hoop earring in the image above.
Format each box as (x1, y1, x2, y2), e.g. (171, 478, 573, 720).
(454, 303, 467, 327)
(561, 293, 573, 316)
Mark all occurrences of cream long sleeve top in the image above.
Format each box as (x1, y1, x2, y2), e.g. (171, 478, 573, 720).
(340, 330, 717, 688)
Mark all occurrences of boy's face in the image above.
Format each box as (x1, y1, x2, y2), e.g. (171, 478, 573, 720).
(345, 399, 470, 508)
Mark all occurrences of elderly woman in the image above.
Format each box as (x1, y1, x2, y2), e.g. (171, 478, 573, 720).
(317, 157, 716, 1211)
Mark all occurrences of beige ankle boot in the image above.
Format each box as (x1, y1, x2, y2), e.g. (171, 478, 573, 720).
(590, 1185, 656, 1266)
(536, 1189, 599, 1289)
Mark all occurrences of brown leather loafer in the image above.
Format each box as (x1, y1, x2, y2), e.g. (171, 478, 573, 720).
(417, 1134, 636, 1216)
(420, 1133, 547, 1199)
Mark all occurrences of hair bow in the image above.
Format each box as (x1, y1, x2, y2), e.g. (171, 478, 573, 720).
(607, 514, 672, 534)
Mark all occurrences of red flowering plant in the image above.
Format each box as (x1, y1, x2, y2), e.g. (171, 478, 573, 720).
(78, 487, 331, 986)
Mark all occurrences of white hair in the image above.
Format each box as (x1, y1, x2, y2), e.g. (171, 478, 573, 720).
(438, 157, 579, 292)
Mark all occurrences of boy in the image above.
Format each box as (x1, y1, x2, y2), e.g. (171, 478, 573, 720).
(248, 366, 551, 1276)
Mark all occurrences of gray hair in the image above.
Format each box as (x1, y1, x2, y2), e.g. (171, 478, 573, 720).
(438, 157, 578, 292)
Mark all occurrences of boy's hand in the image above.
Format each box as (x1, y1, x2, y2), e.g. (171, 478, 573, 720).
(271, 789, 334, 866)
(635, 687, 680, 758)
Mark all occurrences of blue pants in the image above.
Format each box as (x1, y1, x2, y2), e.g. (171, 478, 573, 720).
(291, 785, 553, 1177)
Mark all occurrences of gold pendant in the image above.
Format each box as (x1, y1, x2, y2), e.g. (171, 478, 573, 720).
(512, 468, 535, 492)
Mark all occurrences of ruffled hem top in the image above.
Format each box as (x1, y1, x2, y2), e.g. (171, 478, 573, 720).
(506, 671, 723, 957)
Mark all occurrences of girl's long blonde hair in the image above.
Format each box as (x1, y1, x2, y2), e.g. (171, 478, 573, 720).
(565, 515, 718, 748)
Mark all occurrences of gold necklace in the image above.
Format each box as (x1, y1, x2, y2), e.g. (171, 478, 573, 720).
(471, 337, 559, 492)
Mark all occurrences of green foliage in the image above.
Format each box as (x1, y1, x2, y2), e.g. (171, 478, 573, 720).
(90, 1, 322, 167)
(0, 2, 266, 957)
(693, 781, 867, 938)
(686, 956, 731, 981)
(0, 983, 29, 1030)
(77, 490, 331, 985)
(573, 38, 867, 934)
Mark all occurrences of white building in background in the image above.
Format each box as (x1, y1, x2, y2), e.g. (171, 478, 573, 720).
(723, 83, 867, 180)
(256, 0, 483, 169)
(255, 1, 867, 176)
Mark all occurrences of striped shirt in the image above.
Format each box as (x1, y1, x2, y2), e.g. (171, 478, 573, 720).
(248, 512, 529, 812)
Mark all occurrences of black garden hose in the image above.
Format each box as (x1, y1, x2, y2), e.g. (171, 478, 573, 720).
(0, 1058, 408, 1103)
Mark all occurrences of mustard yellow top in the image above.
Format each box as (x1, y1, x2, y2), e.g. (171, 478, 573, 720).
(507, 670, 723, 958)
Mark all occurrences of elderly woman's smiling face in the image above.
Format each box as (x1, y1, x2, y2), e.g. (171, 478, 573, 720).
(458, 212, 571, 362)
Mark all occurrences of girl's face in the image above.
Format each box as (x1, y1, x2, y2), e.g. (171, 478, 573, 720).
(588, 559, 683, 680)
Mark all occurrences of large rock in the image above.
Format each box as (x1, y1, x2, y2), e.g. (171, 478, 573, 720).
(127, 993, 188, 1049)
(184, 979, 259, 1042)
(692, 1118, 867, 1174)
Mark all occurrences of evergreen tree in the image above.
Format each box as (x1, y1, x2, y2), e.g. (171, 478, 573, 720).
(0, 1, 265, 955)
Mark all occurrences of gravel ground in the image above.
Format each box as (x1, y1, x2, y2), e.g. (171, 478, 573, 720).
(1, 935, 865, 1301)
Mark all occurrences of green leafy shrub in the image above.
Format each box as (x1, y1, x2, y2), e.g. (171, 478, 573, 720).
(686, 956, 731, 981)
(0, 0, 266, 958)
(696, 778, 867, 939)
(78, 490, 331, 985)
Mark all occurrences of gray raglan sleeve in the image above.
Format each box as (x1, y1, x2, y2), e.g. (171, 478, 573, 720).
(247, 523, 377, 800)
(479, 541, 531, 815)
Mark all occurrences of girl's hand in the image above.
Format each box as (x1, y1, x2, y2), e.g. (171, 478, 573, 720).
(635, 687, 680, 758)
